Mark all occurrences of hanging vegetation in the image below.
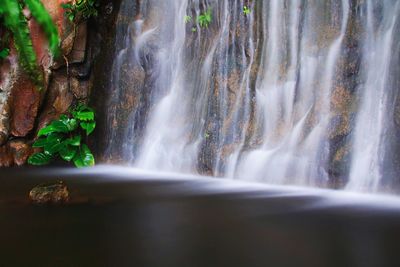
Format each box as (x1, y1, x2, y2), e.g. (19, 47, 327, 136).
(0, 0, 60, 89)
(61, 0, 99, 22)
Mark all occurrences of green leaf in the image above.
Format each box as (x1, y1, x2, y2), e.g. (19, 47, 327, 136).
(73, 152, 84, 168)
(43, 133, 65, 154)
(38, 115, 78, 136)
(60, 115, 78, 131)
(80, 121, 96, 135)
(59, 145, 77, 161)
(51, 120, 70, 133)
(37, 124, 56, 136)
(75, 110, 94, 121)
(68, 13, 75, 21)
(61, 3, 72, 9)
(81, 144, 95, 166)
(37, 122, 67, 136)
(73, 144, 94, 168)
(28, 152, 53, 165)
(45, 142, 64, 154)
(72, 104, 95, 121)
(32, 137, 48, 148)
(65, 135, 81, 146)
(45, 132, 64, 142)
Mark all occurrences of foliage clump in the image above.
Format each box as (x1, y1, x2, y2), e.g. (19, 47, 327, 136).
(197, 8, 212, 28)
(243, 6, 251, 15)
(28, 104, 96, 168)
(61, 0, 98, 22)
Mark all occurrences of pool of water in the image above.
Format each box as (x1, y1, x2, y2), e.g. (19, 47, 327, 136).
(1, 166, 400, 267)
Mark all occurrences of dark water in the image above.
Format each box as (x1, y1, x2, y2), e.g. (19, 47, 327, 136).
(1, 166, 400, 267)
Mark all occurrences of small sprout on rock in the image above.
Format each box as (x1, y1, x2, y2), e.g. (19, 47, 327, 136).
(197, 8, 212, 28)
(243, 6, 251, 15)
(192, 27, 197, 32)
(184, 15, 192, 23)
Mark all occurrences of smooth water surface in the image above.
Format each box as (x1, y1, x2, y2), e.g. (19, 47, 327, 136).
(1, 167, 400, 266)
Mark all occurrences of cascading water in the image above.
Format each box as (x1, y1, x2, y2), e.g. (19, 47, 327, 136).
(104, 0, 400, 193)
(347, 0, 400, 192)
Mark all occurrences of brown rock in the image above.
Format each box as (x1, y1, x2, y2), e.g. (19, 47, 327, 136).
(8, 139, 33, 166)
(29, 181, 70, 204)
(0, 53, 18, 145)
(30, 0, 66, 66)
(0, 145, 12, 167)
(10, 74, 41, 137)
(70, 77, 89, 99)
(329, 86, 354, 139)
(0, 139, 34, 166)
(61, 30, 75, 56)
(35, 72, 72, 134)
(51, 73, 73, 114)
(68, 22, 87, 64)
(41, 0, 66, 33)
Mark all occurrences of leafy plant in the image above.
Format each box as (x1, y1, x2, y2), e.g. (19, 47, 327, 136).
(243, 6, 251, 15)
(0, 0, 60, 89)
(197, 8, 212, 28)
(61, 0, 99, 22)
(28, 104, 96, 168)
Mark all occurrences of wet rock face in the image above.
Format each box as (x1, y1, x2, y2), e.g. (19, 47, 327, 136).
(0, 51, 18, 146)
(91, 0, 133, 161)
(29, 181, 70, 204)
(0, 2, 94, 167)
(10, 74, 41, 137)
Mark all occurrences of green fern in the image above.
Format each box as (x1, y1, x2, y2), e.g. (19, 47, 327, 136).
(0, 0, 60, 90)
(0, 0, 42, 87)
(24, 0, 60, 58)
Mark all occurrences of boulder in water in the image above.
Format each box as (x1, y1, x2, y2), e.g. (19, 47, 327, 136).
(29, 181, 70, 204)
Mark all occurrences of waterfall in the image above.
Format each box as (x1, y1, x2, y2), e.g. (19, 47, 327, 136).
(235, 0, 349, 186)
(347, 0, 400, 192)
(104, 0, 400, 193)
